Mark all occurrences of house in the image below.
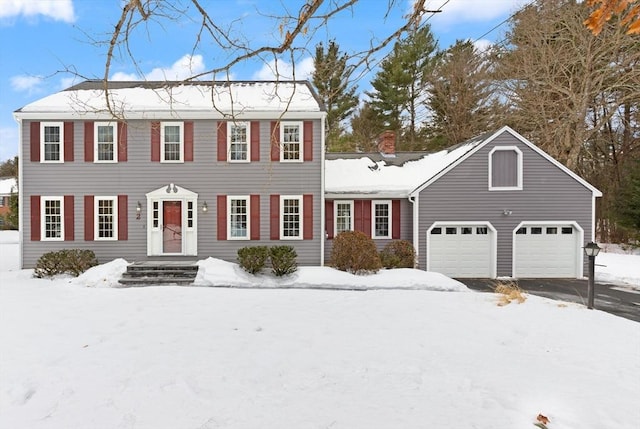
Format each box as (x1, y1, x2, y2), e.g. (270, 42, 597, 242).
(0, 177, 17, 229)
(325, 127, 602, 278)
(14, 80, 326, 268)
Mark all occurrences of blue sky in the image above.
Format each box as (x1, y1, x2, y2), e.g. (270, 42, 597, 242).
(0, 0, 529, 162)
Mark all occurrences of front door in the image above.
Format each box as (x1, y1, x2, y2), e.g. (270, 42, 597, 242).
(163, 201, 182, 254)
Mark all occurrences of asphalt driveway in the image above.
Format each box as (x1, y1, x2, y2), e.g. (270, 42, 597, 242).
(458, 278, 640, 323)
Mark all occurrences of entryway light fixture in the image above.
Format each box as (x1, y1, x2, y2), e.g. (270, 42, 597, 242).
(202, 201, 208, 213)
(136, 201, 142, 220)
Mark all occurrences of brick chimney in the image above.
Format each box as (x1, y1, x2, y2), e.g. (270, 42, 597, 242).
(377, 130, 396, 156)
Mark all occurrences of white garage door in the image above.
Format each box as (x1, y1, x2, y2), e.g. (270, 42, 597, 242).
(428, 224, 494, 278)
(514, 225, 579, 278)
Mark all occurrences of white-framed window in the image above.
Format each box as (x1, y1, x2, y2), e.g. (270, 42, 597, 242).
(228, 122, 250, 162)
(372, 200, 391, 239)
(228, 196, 250, 239)
(280, 195, 302, 239)
(161, 122, 184, 162)
(95, 122, 117, 163)
(335, 200, 353, 235)
(489, 146, 523, 190)
(280, 121, 303, 162)
(41, 122, 64, 163)
(95, 197, 118, 240)
(41, 196, 64, 240)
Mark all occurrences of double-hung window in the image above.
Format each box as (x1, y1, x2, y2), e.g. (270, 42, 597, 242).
(95, 122, 117, 162)
(228, 196, 249, 239)
(372, 200, 391, 239)
(280, 122, 303, 162)
(489, 146, 523, 190)
(335, 201, 353, 234)
(42, 197, 64, 240)
(95, 197, 117, 240)
(281, 196, 302, 239)
(41, 122, 63, 163)
(161, 122, 183, 162)
(228, 122, 249, 162)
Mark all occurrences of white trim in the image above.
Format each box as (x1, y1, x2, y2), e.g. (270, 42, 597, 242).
(410, 126, 602, 198)
(371, 200, 392, 239)
(426, 221, 497, 279)
(280, 195, 303, 240)
(325, 192, 408, 199)
(16, 110, 326, 121)
(40, 196, 64, 241)
(409, 195, 419, 258)
(279, 121, 304, 163)
(488, 145, 523, 191)
(94, 196, 118, 241)
(16, 117, 23, 268)
(40, 122, 64, 163)
(160, 121, 184, 163)
(334, 200, 354, 235)
(227, 121, 250, 163)
(227, 195, 250, 240)
(94, 122, 118, 163)
(320, 115, 326, 266)
(511, 221, 584, 279)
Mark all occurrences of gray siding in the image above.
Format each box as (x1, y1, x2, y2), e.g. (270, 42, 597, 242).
(417, 133, 594, 277)
(323, 198, 414, 265)
(21, 119, 323, 267)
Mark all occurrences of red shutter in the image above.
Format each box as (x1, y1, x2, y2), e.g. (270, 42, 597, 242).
(184, 121, 194, 162)
(250, 194, 260, 240)
(217, 195, 227, 240)
(84, 122, 94, 162)
(303, 194, 313, 240)
(217, 121, 227, 161)
(64, 122, 74, 162)
(392, 200, 401, 239)
(151, 122, 160, 162)
(270, 194, 280, 240)
(84, 195, 94, 241)
(30, 195, 40, 241)
(270, 121, 280, 161)
(363, 200, 372, 237)
(30, 122, 40, 162)
(118, 122, 128, 162)
(250, 121, 260, 162)
(118, 195, 128, 240)
(303, 121, 313, 162)
(64, 195, 74, 241)
(325, 200, 334, 239)
(354, 200, 363, 233)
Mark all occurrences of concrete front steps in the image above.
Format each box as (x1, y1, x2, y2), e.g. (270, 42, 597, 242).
(119, 261, 199, 286)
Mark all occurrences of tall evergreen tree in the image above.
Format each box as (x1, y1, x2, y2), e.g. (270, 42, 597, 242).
(312, 40, 359, 151)
(367, 25, 437, 150)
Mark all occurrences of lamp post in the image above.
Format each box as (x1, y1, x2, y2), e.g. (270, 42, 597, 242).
(583, 242, 601, 309)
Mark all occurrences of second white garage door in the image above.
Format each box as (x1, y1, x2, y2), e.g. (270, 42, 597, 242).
(513, 224, 581, 278)
(427, 224, 495, 278)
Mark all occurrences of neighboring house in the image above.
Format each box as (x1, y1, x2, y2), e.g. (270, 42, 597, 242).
(14, 80, 326, 268)
(0, 177, 17, 228)
(325, 127, 602, 278)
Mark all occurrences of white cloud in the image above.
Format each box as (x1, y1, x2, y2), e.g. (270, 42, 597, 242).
(111, 54, 207, 81)
(252, 57, 315, 81)
(473, 39, 493, 52)
(0, 0, 75, 22)
(10, 75, 43, 93)
(421, 0, 529, 24)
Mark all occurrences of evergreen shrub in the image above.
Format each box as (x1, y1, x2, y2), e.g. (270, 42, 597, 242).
(380, 240, 416, 268)
(269, 245, 297, 276)
(34, 249, 98, 278)
(237, 246, 269, 274)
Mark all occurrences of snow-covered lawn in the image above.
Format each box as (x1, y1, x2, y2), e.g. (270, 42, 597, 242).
(1, 231, 639, 429)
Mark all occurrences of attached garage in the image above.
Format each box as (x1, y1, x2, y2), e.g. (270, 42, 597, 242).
(513, 223, 583, 278)
(427, 223, 496, 278)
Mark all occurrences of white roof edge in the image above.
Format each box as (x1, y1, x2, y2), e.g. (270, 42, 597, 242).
(325, 192, 409, 199)
(410, 126, 602, 198)
(13, 111, 327, 121)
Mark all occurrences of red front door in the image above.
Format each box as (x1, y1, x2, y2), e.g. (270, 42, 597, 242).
(163, 201, 182, 253)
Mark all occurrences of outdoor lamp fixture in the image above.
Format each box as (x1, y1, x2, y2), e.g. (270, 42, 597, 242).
(136, 201, 142, 220)
(583, 241, 601, 309)
(202, 201, 208, 213)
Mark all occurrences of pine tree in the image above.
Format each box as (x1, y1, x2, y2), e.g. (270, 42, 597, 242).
(312, 40, 359, 151)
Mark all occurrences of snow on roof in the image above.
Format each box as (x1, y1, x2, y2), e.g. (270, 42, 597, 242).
(325, 136, 486, 196)
(0, 178, 17, 195)
(16, 80, 323, 118)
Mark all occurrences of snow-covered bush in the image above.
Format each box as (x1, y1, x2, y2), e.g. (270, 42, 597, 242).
(330, 231, 382, 275)
(269, 245, 297, 276)
(380, 240, 416, 268)
(237, 246, 269, 274)
(34, 249, 98, 278)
